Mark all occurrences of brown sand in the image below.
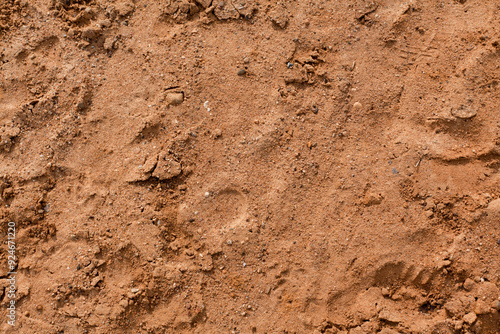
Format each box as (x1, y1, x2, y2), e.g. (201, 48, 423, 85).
(1, 0, 500, 333)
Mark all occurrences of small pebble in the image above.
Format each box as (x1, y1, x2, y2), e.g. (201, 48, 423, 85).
(451, 104, 476, 119)
(474, 300, 491, 315)
(287, 62, 293, 68)
(463, 278, 475, 291)
(166, 92, 184, 106)
(237, 69, 246, 76)
(352, 101, 363, 111)
(463, 312, 477, 324)
(76, 102, 86, 110)
(454, 320, 464, 331)
(213, 128, 222, 138)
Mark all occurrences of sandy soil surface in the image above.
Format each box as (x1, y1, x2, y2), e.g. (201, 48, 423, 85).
(1, 0, 500, 333)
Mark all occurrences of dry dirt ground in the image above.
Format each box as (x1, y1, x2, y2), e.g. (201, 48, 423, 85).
(1, 0, 500, 333)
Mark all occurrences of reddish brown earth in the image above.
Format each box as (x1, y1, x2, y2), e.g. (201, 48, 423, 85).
(1, 0, 500, 333)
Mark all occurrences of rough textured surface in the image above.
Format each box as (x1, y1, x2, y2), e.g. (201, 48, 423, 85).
(1, 0, 500, 333)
